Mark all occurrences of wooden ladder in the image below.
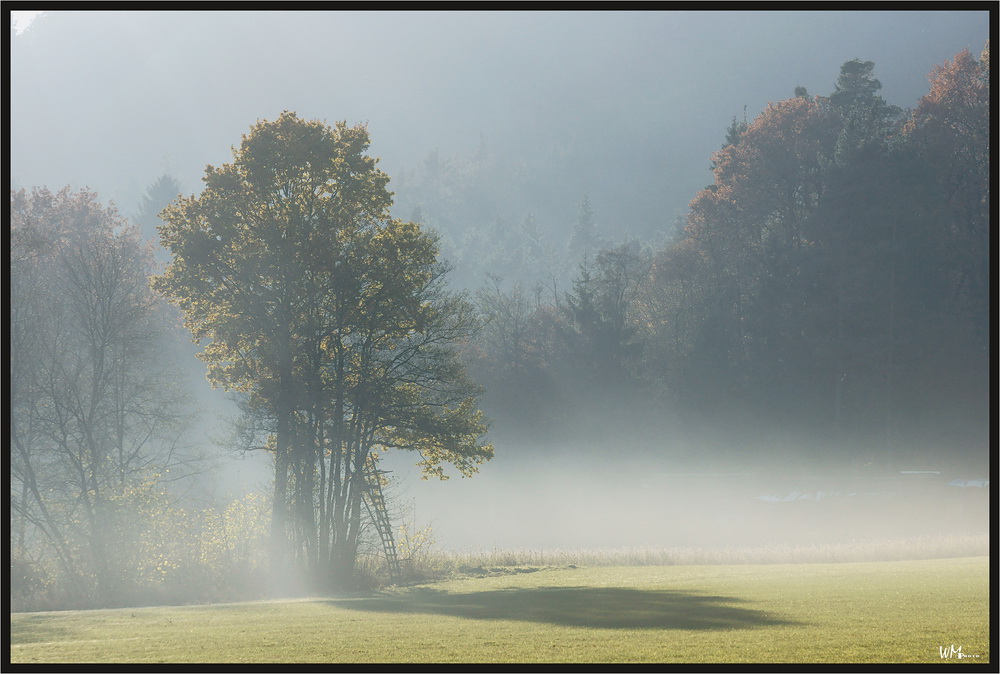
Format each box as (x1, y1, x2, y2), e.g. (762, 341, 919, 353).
(362, 457, 401, 583)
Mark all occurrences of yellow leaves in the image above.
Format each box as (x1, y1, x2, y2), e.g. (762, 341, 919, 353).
(197, 492, 270, 571)
(153, 112, 418, 400)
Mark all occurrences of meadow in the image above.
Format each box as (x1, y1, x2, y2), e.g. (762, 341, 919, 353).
(9, 554, 990, 665)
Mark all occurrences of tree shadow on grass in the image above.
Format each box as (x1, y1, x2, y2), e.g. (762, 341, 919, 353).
(325, 586, 798, 630)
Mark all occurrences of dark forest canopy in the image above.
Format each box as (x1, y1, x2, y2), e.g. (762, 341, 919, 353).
(464, 49, 990, 471)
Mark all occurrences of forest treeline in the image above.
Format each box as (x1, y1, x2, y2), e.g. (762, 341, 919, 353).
(448, 49, 989, 470)
(9, 46, 989, 609)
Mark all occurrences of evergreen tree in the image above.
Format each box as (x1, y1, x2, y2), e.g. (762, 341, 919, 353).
(569, 194, 598, 255)
(134, 174, 183, 265)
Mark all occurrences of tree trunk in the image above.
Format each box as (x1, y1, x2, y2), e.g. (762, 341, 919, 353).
(269, 409, 291, 593)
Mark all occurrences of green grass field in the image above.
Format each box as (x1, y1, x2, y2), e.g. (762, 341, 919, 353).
(9, 556, 989, 665)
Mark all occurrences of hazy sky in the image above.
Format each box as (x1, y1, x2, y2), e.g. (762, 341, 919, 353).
(10, 10, 989, 236)
(9, 10, 42, 33)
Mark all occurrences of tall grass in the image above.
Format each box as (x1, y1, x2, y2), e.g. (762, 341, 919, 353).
(393, 532, 988, 581)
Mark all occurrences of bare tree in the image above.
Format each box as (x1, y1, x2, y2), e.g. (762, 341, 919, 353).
(10, 187, 196, 606)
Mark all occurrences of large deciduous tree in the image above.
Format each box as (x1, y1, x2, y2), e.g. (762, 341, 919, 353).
(151, 111, 492, 589)
(671, 95, 837, 411)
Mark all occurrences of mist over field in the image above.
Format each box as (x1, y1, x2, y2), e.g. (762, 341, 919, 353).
(9, 9, 990, 611)
(382, 434, 990, 553)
